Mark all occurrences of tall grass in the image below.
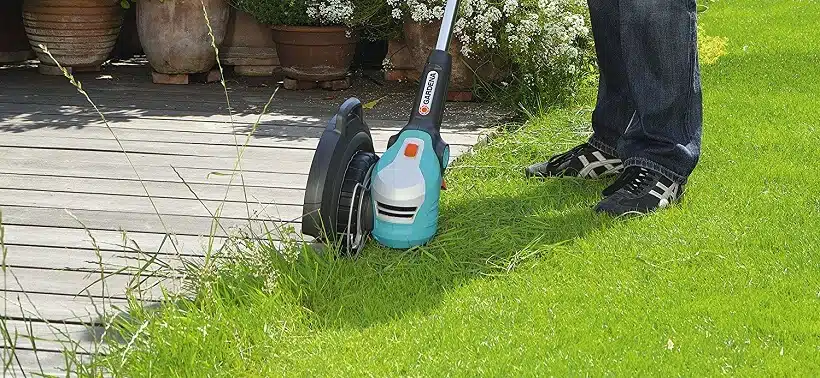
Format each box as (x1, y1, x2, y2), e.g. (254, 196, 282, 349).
(0, 1, 306, 375)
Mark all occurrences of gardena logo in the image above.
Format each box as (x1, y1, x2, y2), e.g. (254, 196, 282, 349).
(418, 71, 438, 116)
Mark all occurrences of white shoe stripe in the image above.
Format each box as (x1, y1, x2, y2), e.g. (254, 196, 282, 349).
(579, 160, 622, 177)
(650, 182, 680, 202)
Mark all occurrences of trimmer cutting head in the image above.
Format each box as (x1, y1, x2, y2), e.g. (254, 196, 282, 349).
(302, 98, 378, 254)
(303, 0, 460, 255)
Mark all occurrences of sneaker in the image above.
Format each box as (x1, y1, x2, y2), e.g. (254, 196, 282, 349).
(524, 143, 623, 179)
(595, 166, 684, 216)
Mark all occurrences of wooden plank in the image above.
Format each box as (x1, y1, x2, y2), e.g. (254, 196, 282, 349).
(0, 102, 361, 128)
(0, 89, 502, 125)
(2, 225, 228, 256)
(0, 145, 466, 175)
(0, 80, 421, 112)
(0, 188, 303, 221)
(3, 245, 188, 273)
(1, 292, 144, 324)
(1, 349, 90, 376)
(0, 205, 295, 237)
(3, 320, 100, 354)
(0, 159, 310, 189)
(0, 144, 319, 175)
(3, 266, 178, 299)
(0, 173, 305, 205)
(0, 134, 474, 162)
(0, 115, 487, 145)
(0, 102, 489, 132)
(0, 125, 480, 152)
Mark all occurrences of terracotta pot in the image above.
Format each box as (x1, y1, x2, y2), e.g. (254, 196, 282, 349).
(403, 20, 504, 90)
(137, 0, 229, 75)
(22, 0, 123, 75)
(220, 8, 279, 76)
(0, 0, 35, 63)
(383, 38, 415, 81)
(270, 25, 359, 82)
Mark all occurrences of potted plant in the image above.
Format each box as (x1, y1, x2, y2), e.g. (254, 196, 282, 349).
(220, 3, 280, 77)
(231, 0, 362, 89)
(135, 0, 230, 84)
(21, 0, 124, 75)
(384, 0, 501, 99)
(385, 0, 591, 102)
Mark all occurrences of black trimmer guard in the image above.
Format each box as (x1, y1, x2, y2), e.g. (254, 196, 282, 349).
(302, 98, 378, 249)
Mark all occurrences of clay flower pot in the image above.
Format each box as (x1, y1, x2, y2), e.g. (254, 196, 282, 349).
(137, 0, 229, 79)
(220, 8, 279, 77)
(0, 0, 36, 64)
(403, 20, 504, 92)
(270, 25, 359, 82)
(22, 0, 124, 75)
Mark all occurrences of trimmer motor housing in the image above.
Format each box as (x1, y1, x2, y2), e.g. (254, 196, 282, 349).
(301, 0, 459, 254)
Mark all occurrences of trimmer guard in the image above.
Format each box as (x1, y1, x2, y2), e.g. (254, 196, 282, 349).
(302, 98, 377, 245)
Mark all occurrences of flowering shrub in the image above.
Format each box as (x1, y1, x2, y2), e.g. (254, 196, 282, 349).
(231, 0, 393, 40)
(387, 0, 594, 104)
(230, 0, 356, 27)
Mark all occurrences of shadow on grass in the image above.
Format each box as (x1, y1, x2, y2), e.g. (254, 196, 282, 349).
(287, 176, 614, 330)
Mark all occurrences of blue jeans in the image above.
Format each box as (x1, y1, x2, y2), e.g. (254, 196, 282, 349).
(586, 0, 703, 184)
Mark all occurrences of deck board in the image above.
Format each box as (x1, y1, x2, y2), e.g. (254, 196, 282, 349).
(0, 173, 305, 204)
(3, 245, 187, 274)
(0, 205, 286, 236)
(0, 62, 502, 375)
(3, 224, 224, 254)
(3, 291, 143, 324)
(0, 159, 310, 188)
(0, 123, 484, 148)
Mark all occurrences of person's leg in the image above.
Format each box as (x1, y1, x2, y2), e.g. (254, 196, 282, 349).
(615, 0, 702, 180)
(525, 0, 631, 179)
(586, 0, 635, 157)
(595, 0, 703, 215)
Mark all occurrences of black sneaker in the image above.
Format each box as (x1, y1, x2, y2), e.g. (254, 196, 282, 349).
(595, 166, 684, 216)
(525, 143, 623, 179)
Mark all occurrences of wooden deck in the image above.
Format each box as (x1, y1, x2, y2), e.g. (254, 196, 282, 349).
(0, 60, 508, 375)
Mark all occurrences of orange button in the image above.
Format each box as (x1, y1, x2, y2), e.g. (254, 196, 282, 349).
(404, 143, 418, 157)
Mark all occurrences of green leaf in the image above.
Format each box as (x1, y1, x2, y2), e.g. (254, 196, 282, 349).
(363, 96, 387, 110)
(206, 171, 232, 179)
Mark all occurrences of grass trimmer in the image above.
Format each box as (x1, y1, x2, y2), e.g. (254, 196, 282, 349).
(301, 0, 461, 255)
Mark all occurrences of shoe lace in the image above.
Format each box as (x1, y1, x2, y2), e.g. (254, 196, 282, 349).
(609, 167, 655, 195)
(547, 143, 589, 165)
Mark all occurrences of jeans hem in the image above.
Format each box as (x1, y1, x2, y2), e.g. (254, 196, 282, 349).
(587, 136, 619, 157)
(624, 157, 687, 184)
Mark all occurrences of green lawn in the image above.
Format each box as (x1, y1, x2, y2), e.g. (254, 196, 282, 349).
(89, 0, 820, 376)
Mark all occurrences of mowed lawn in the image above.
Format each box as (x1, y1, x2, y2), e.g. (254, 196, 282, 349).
(98, 1, 820, 376)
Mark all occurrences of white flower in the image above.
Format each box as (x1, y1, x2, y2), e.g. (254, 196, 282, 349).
(502, 0, 518, 14)
(384, 0, 591, 88)
(307, 0, 355, 25)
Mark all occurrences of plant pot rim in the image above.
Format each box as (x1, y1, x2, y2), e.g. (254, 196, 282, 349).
(270, 25, 352, 33)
